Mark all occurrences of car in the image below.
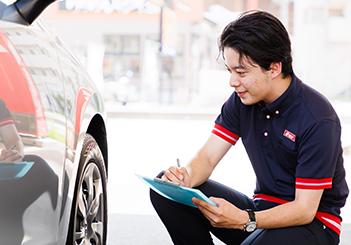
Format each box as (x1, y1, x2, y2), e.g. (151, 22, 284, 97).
(0, 0, 108, 244)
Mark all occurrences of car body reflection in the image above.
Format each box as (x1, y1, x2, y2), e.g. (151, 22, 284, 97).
(0, 0, 108, 244)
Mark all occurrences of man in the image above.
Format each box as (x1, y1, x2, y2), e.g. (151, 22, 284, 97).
(150, 10, 349, 245)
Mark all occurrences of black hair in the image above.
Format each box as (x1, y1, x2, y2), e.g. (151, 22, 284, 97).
(218, 10, 293, 78)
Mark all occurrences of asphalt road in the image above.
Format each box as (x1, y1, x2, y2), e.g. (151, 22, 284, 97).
(105, 116, 351, 245)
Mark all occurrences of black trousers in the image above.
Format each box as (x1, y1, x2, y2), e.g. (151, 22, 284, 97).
(150, 176, 340, 245)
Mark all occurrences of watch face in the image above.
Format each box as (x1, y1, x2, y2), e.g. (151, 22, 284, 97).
(245, 222, 257, 232)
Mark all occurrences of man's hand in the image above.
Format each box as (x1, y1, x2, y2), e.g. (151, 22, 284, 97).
(192, 197, 248, 230)
(162, 166, 191, 187)
(0, 124, 24, 162)
(0, 148, 23, 162)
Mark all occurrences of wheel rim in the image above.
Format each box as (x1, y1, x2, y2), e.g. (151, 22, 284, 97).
(74, 162, 105, 245)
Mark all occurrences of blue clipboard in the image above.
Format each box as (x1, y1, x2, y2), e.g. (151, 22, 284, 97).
(0, 161, 34, 180)
(136, 174, 218, 208)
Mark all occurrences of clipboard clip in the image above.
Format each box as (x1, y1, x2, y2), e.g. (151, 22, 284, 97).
(154, 177, 183, 189)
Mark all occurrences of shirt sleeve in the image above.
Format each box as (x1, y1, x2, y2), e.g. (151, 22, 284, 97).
(295, 119, 342, 190)
(212, 92, 241, 145)
(212, 124, 240, 145)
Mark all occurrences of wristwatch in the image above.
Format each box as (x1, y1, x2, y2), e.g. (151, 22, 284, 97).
(244, 209, 257, 232)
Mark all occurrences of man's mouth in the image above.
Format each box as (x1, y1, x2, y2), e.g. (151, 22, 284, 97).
(236, 91, 246, 97)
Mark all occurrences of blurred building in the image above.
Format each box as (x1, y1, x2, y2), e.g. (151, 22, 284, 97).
(42, 0, 351, 106)
(293, 0, 351, 99)
(43, 0, 211, 105)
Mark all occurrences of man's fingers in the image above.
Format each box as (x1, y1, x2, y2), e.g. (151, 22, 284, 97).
(0, 150, 21, 162)
(163, 167, 181, 183)
(193, 198, 220, 225)
(193, 198, 217, 213)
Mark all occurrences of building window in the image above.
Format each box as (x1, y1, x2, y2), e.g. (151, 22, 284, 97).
(172, 34, 185, 78)
(103, 35, 140, 80)
(146, 34, 185, 78)
(305, 8, 325, 24)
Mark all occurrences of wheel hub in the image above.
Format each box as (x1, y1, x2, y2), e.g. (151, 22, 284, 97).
(74, 162, 105, 245)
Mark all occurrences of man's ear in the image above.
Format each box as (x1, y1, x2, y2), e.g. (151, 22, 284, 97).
(270, 62, 282, 79)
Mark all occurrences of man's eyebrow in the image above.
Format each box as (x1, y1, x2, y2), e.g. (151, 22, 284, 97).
(225, 64, 247, 69)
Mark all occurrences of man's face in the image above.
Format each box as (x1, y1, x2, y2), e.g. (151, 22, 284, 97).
(223, 47, 276, 105)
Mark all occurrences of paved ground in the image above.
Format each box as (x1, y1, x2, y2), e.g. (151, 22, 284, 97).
(107, 214, 351, 245)
(341, 224, 351, 245)
(105, 106, 351, 245)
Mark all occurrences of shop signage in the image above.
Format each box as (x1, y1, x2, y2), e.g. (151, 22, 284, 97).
(59, 0, 160, 14)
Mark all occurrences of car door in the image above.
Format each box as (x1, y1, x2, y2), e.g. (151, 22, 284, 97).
(0, 19, 66, 244)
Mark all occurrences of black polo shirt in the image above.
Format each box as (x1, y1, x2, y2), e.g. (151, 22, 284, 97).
(0, 98, 13, 128)
(213, 73, 349, 235)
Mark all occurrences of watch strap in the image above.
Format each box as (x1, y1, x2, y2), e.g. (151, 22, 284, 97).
(245, 209, 256, 222)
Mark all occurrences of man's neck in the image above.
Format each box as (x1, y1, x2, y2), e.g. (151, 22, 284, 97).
(264, 74, 292, 105)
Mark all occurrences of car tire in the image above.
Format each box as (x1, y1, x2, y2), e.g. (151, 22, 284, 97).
(66, 133, 107, 245)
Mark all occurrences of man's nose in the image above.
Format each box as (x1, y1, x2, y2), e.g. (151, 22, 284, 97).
(229, 74, 240, 87)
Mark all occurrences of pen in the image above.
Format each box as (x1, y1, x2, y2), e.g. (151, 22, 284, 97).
(177, 158, 183, 186)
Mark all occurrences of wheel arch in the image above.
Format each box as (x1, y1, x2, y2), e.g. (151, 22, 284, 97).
(86, 114, 108, 178)
(60, 91, 109, 244)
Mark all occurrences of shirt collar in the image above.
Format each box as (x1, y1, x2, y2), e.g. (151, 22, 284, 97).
(261, 73, 301, 117)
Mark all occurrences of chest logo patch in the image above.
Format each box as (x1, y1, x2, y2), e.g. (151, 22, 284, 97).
(283, 129, 296, 142)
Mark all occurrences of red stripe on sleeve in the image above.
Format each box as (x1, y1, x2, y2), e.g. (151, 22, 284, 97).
(295, 177, 333, 189)
(0, 117, 14, 127)
(212, 124, 239, 145)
